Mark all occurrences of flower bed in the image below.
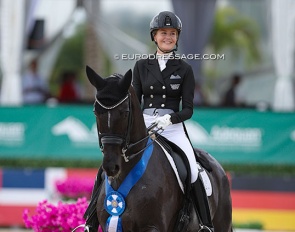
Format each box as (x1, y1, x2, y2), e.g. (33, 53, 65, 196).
(55, 177, 94, 201)
(23, 198, 88, 232)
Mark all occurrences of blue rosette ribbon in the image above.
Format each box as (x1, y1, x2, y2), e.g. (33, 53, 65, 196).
(104, 138, 153, 232)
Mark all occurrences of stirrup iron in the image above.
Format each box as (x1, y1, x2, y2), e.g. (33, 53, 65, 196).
(71, 224, 90, 232)
(198, 225, 214, 232)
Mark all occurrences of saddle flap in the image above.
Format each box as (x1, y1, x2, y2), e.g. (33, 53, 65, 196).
(170, 150, 188, 187)
(155, 135, 212, 196)
(155, 140, 186, 193)
(155, 135, 190, 193)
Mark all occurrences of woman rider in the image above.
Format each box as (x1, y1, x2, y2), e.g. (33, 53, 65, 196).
(84, 11, 214, 232)
(132, 11, 214, 231)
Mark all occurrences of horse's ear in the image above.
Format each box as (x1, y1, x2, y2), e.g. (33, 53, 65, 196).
(119, 69, 132, 92)
(86, 65, 106, 90)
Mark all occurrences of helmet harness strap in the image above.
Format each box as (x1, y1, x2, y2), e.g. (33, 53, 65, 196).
(155, 41, 179, 54)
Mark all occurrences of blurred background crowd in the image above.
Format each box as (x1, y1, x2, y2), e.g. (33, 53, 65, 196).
(0, 0, 294, 110)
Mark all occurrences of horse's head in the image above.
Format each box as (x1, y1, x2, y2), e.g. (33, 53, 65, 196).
(86, 66, 134, 177)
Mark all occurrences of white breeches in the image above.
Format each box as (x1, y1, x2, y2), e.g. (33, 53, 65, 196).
(143, 114, 199, 183)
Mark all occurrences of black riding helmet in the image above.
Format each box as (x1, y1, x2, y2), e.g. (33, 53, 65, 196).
(150, 11, 182, 53)
(150, 11, 182, 41)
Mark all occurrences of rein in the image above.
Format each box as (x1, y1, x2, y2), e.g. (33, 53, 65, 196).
(95, 92, 161, 162)
(125, 123, 162, 161)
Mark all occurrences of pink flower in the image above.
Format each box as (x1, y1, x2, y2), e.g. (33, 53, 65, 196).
(55, 177, 94, 200)
(23, 197, 88, 232)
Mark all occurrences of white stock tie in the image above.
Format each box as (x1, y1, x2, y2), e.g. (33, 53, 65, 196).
(158, 58, 167, 72)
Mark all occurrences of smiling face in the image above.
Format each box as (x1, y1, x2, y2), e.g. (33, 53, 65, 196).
(153, 28, 178, 53)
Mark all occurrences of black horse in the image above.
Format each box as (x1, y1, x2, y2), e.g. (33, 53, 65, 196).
(86, 66, 232, 232)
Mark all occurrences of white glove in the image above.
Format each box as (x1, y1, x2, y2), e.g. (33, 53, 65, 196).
(155, 114, 172, 130)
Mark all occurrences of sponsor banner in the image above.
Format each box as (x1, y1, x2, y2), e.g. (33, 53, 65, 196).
(232, 190, 295, 230)
(0, 105, 101, 160)
(231, 190, 295, 210)
(0, 167, 294, 230)
(0, 106, 294, 164)
(186, 108, 295, 165)
(233, 208, 295, 231)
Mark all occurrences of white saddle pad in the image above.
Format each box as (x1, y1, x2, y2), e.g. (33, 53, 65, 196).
(197, 163, 212, 196)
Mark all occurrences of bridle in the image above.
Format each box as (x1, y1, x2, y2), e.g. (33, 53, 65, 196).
(95, 92, 132, 162)
(95, 92, 159, 162)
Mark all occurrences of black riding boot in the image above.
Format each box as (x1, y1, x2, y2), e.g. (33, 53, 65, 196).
(191, 178, 214, 232)
(83, 166, 104, 232)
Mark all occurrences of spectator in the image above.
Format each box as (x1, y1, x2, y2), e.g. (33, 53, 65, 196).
(193, 83, 206, 107)
(22, 59, 49, 105)
(222, 73, 244, 107)
(58, 71, 81, 103)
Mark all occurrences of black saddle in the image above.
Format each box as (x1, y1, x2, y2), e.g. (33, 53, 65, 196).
(155, 135, 212, 192)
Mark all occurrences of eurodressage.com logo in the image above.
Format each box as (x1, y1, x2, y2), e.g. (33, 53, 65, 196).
(113, 53, 225, 61)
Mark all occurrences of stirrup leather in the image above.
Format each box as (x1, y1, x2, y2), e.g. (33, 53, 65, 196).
(191, 177, 214, 231)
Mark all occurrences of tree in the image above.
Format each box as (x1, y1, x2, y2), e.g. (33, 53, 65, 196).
(209, 6, 261, 66)
(203, 6, 262, 104)
(49, 24, 86, 96)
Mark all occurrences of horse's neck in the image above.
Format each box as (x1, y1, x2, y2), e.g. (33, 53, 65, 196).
(111, 100, 147, 189)
(110, 156, 141, 190)
(127, 98, 148, 154)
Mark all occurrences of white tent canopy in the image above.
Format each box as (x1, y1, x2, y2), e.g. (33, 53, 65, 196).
(271, 0, 295, 111)
(0, 0, 76, 106)
(0, 0, 25, 105)
(1, 0, 295, 109)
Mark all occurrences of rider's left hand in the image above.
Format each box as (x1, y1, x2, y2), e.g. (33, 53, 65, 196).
(154, 114, 172, 130)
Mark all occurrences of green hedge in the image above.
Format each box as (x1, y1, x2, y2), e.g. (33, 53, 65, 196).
(233, 221, 264, 229)
(222, 163, 295, 175)
(1, 158, 295, 175)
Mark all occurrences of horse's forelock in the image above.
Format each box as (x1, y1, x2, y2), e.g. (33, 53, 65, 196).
(94, 75, 129, 113)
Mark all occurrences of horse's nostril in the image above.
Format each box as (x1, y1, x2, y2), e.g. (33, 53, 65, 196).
(109, 165, 120, 177)
(114, 165, 120, 173)
(103, 163, 120, 177)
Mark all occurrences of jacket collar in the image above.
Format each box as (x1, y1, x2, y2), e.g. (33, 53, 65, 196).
(162, 58, 180, 79)
(144, 54, 181, 84)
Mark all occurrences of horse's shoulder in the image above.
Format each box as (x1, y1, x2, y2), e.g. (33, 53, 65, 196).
(152, 141, 169, 159)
